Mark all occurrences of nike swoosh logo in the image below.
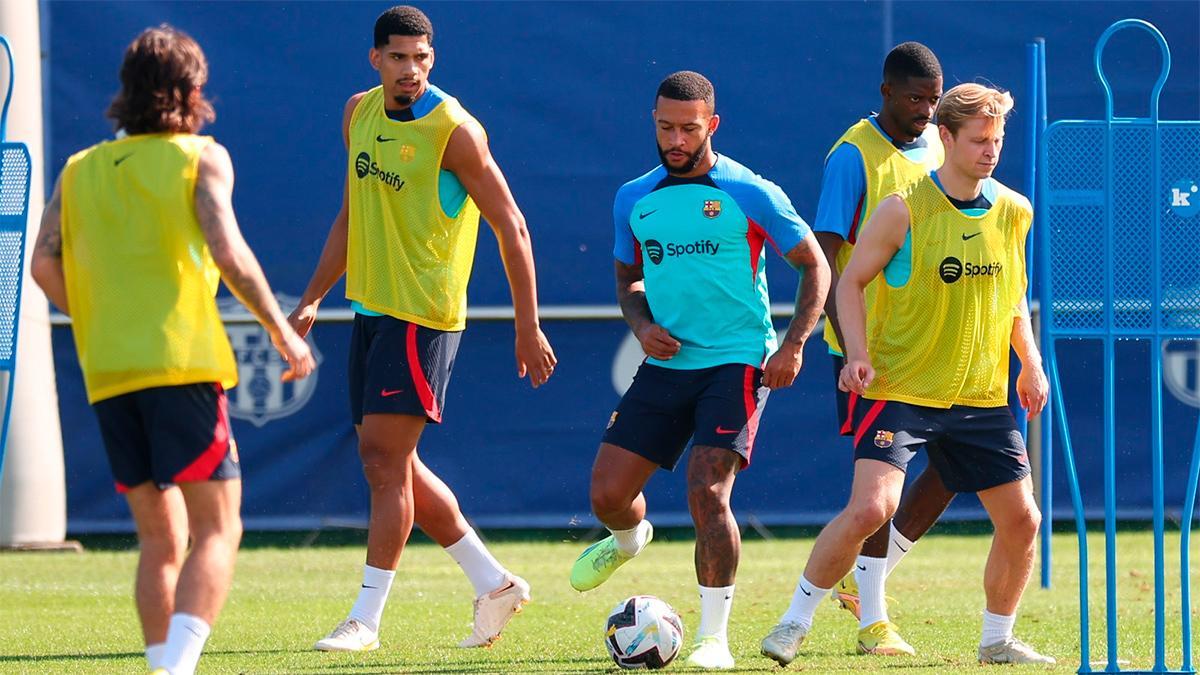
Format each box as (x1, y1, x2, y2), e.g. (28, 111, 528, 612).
(113, 153, 133, 166)
(715, 426, 740, 435)
(857, 564, 867, 571)
(799, 585, 812, 597)
(638, 209, 658, 220)
(962, 232, 983, 241)
(381, 388, 404, 397)
(895, 540, 909, 553)
(361, 584, 378, 589)
(376, 135, 397, 143)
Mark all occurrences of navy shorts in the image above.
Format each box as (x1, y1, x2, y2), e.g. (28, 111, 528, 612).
(93, 383, 240, 493)
(602, 363, 769, 470)
(832, 354, 850, 431)
(349, 314, 461, 425)
(842, 394, 1029, 493)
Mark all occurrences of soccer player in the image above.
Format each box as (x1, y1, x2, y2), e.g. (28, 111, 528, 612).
(289, 6, 557, 652)
(570, 71, 830, 670)
(760, 83, 1054, 666)
(811, 42, 955, 655)
(30, 26, 315, 675)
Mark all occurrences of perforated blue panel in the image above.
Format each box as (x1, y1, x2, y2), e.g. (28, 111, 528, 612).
(1043, 121, 1200, 337)
(0, 145, 28, 367)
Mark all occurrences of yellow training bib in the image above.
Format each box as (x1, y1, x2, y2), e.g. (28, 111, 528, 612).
(61, 133, 237, 403)
(865, 176, 1032, 408)
(345, 86, 482, 331)
(823, 119, 943, 355)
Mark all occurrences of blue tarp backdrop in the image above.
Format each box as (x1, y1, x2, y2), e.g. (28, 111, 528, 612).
(42, 1, 1200, 531)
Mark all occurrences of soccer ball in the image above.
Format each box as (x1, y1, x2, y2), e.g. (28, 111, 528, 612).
(604, 595, 684, 669)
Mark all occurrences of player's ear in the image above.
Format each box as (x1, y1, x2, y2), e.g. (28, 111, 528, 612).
(369, 47, 381, 71)
(708, 114, 720, 135)
(880, 81, 891, 101)
(939, 124, 952, 149)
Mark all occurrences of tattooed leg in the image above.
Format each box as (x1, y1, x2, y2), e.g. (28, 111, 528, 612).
(687, 446, 741, 586)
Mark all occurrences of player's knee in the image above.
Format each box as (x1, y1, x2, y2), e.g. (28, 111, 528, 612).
(360, 444, 412, 489)
(686, 482, 730, 515)
(590, 483, 632, 519)
(995, 503, 1040, 544)
(844, 500, 891, 538)
(139, 528, 187, 568)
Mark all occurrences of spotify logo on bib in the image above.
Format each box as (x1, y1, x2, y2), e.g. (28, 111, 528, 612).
(355, 152, 371, 179)
(940, 256, 963, 283)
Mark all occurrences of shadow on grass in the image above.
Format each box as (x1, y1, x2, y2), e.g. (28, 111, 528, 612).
(289, 655, 619, 674)
(0, 651, 144, 663)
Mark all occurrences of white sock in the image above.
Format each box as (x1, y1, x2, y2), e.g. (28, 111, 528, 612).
(347, 565, 396, 633)
(159, 613, 210, 675)
(780, 574, 830, 630)
(145, 642, 166, 670)
(885, 522, 916, 577)
(980, 609, 1016, 647)
(610, 520, 651, 556)
(855, 556, 889, 628)
(696, 585, 735, 642)
(444, 529, 508, 596)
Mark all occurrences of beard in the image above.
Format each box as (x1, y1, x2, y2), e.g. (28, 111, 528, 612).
(658, 133, 711, 175)
(393, 93, 416, 106)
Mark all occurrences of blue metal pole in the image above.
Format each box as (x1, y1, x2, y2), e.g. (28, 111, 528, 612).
(1028, 37, 1053, 591)
(1101, 108, 1118, 673)
(1048, 345, 1090, 673)
(1181, 407, 1200, 673)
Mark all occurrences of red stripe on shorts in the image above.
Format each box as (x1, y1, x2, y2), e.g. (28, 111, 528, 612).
(840, 391, 859, 435)
(407, 323, 441, 422)
(853, 399, 888, 449)
(173, 384, 231, 483)
(742, 365, 764, 466)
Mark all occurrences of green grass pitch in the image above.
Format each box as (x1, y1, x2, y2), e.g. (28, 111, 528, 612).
(1, 529, 1197, 673)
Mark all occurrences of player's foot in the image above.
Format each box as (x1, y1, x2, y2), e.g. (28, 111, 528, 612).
(687, 636, 735, 669)
(569, 523, 653, 591)
(832, 570, 860, 619)
(760, 621, 808, 666)
(314, 618, 380, 652)
(457, 574, 532, 648)
(978, 636, 1056, 664)
(856, 620, 915, 656)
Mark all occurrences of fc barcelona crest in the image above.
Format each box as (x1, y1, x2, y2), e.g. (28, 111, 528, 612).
(702, 200, 722, 218)
(874, 430, 894, 448)
(398, 144, 417, 163)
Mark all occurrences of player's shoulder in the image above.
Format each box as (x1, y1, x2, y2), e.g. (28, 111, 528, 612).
(616, 165, 667, 204)
(989, 178, 1032, 215)
(709, 155, 791, 209)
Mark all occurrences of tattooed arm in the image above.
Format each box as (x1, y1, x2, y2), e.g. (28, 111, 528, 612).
(30, 175, 70, 314)
(195, 142, 314, 382)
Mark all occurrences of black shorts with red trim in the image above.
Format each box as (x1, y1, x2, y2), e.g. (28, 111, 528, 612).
(93, 383, 240, 493)
(842, 393, 1029, 493)
(601, 363, 769, 470)
(349, 313, 462, 425)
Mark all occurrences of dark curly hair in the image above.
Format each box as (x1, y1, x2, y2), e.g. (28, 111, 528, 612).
(106, 25, 215, 135)
(375, 6, 434, 47)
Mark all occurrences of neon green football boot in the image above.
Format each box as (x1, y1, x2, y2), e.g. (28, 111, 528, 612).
(569, 522, 653, 591)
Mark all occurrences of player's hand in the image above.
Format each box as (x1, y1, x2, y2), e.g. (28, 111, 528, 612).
(1016, 361, 1049, 419)
(272, 326, 315, 382)
(288, 301, 319, 339)
(763, 341, 804, 389)
(838, 356, 874, 394)
(635, 323, 681, 360)
(516, 326, 556, 388)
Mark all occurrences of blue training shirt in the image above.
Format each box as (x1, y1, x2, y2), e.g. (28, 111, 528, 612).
(613, 155, 810, 370)
(813, 116, 940, 240)
(353, 83, 469, 317)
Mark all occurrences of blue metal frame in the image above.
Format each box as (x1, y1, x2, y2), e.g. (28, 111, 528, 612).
(0, 35, 30, 484)
(1041, 18, 1200, 674)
